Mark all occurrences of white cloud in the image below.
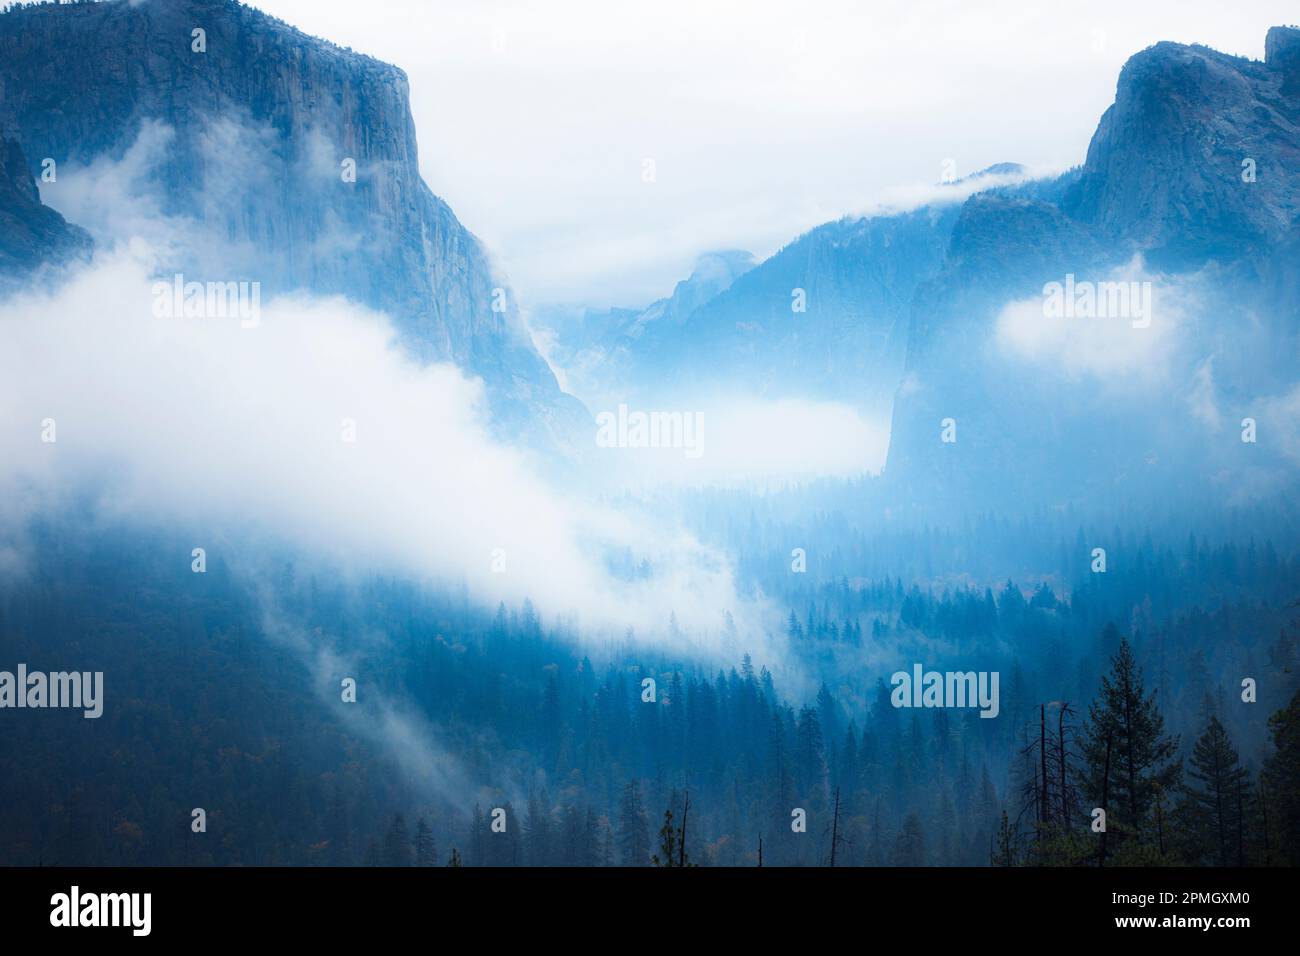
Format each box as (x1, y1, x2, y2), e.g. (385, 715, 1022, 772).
(994, 259, 1185, 381)
(1257, 383, 1300, 468)
(0, 249, 777, 664)
(1187, 356, 1222, 431)
(587, 397, 888, 489)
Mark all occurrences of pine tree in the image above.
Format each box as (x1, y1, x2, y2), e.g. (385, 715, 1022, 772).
(447, 847, 462, 867)
(892, 811, 925, 866)
(597, 813, 616, 867)
(1079, 634, 1181, 855)
(413, 816, 437, 867)
(651, 809, 680, 867)
(469, 805, 487, 865)
(617, 779, 650, 866)
(990, 810, 1018, 866)
(1177, 715, 1250, 866)
(865, 799, 885, 866)
(650, 802, 695, 867)
(522, 791, 552, 866)
(795, 705, 828, 798)
(382, 813, 412, 867)
(1262, 686, 1300, 865)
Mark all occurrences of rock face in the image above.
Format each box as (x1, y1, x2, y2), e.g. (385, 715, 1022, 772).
(1063, 30, 1300, 267)
(1269, 23, 1300, 92)
(0, 134, 91, 282)
(885, 28, 1300, 517)
(0, 0, 584, 441)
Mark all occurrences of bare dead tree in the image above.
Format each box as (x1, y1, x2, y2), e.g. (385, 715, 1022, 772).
(678, 791, 690, 868)
(1058, 704, 1070, 825)
(1049, 702, 1081, 827)
(1099, 733, 1112, 867)
(1040, 705, 1051, 827)
(1236, 776, 1246, 867)
(826, 786, 846, 867)
(1020, 702, 1082, 848)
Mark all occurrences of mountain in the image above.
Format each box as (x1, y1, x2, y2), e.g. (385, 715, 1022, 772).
(885, 27, 1300, 517)
(0, 133, 90, 283)
(546, 166, 1029, 415)
(0, 0, 585, 442)
(1063, 28, 1300, 267)
(536, 249, 756, 407)
(632, 206, 956, 412)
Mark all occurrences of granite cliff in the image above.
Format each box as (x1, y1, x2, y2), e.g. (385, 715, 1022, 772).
(0, 0, 585, 442)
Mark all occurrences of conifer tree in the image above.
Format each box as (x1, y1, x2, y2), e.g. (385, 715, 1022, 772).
(413, 816, 437, 867)
(1262, 686, 1300, 865)
(382, 813, 412, 867)
(893, 811, 925, 866)
(652, 809, 679, 867)
(617, 779, 650, 866)
(990, 810, 1018, 866)
(1080, 634, 1181, 853)
(1177, 715, 1250, 866)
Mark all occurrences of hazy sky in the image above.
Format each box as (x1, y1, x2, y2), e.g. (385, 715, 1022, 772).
(252, 0, 1294, 308)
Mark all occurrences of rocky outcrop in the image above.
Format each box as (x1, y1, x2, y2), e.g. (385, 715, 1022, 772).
(0, 0, 585, 441)
(0, 134, 91, 282)
(1266, 25, 1300, 94)
(1063, 28, 1300, 267)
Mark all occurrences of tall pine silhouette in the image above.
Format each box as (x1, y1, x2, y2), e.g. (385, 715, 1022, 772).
(1079, 631, 1180, 860)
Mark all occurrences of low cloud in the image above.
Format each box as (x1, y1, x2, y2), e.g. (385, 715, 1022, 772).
(994, 258, 1186, 380)
(0, 249, 775, 665)
(1256, 383, 1300, 468)
(849, 163, 1054, 221)
(585, 396, 888, 489)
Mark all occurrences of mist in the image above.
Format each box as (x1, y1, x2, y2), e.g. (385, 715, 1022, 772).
(0, 248, 787, 666)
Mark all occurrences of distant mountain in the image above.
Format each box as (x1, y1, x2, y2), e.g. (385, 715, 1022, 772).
(886, 27, 1300, 516)
(548, 166, 1029, 414)
(0, 0, 586, 443)
(539, 25, 1300, 516)
(631, 195, 967, 412)
(537, 249, 756, 406)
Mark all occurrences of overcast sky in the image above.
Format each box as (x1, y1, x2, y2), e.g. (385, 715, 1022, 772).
(252, 0, 1294, 309)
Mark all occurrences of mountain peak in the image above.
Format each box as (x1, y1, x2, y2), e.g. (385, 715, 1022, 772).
(1065, 26, 1300, 266)
(0, 0, 586, 446)
(1265, 24, 1300, 64)
(1266, 25, 1300, 92)
(685, 249, 757, 286)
